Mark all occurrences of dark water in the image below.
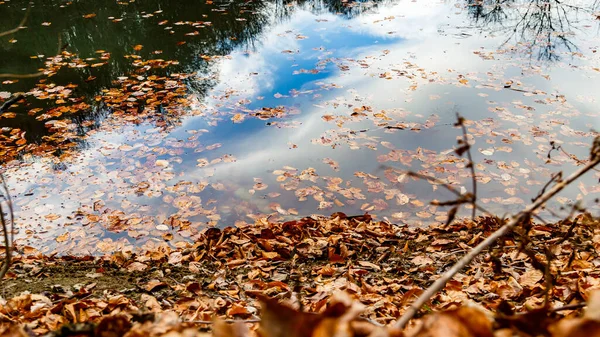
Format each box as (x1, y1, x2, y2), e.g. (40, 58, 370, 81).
(1, 0, 599, 254)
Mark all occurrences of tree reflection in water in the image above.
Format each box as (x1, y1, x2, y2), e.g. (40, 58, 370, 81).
(0, 0, 598, 163)
(0, 0, 390, 161)
(467, 0, 600, 61)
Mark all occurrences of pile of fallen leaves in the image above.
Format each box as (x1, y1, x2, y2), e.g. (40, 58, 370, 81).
(1, 213, 600, 336)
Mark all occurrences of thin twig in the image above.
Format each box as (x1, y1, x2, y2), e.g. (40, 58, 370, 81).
(187, 318, 261, 324)
(356, 317, 385, 327)
(186, 316, 384, 326)
(393, 139, 600, 330)
(405, 171, 493, 216)
(548, 140, 600, 173)
(533, 213, 549, 226)
(1, 173, 14, 250)
(456, 113, 477, 220)
(0, 203, 9, 281)
(0, 173, 13, 281)
(550, 302, 586, 312)
(504, 302, 587, 320)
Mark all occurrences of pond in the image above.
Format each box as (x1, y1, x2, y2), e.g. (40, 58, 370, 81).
(1, 0, 599, 254)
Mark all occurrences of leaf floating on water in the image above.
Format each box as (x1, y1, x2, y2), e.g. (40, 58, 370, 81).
(480, 148, 494, 156)
(322, 157, 340, 171)
(232, 113, 245, 123)
(44, 214, 61, 221)
(55, 232, 69, 242)
(155, 159, 169, 167)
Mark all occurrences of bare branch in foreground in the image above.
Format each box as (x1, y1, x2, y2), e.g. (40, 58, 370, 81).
(405, 171, 493, 217)
(393, 136, 600, 330)
(187, 318, 261, 324)
(455, 113, 478, 220)
(0, 203, 10, 281)
(550, 302, 587, 312)
(1, 173, 14, 246)
(0, 173, 14, 282)
(186, 316, 385, 327)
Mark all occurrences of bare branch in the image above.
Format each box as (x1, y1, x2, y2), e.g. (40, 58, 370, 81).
(550, 302, 586, 312)
(0, 204, 10, 281)
(0, 173, 13, 282)
(548, 141, 600, 173)
(0, 71, 45, 79)
(0, 34, 62, 80)
(0, 93, 24, 113)
(186, 316, 384, 327)
(186, 318, 261, 324)
(0, 5, 31, 38)
(1, 173, 14, 246)
(405, 171, 493, 216)
(455, 113, 477, 220)
(393, 136, 600, 330)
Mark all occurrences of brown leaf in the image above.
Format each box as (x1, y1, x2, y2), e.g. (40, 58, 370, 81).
(313, 292, 366, 337)
(411, 255, 433, 267)
(317, 265, 336, 276)
(495, 305, 552, 336)
(95, 315, 132, 337)
(214, 317, 251, 337)
(257, 293, 322, 337)
(409, 306, 493, 337)
(262, 251, 279, 259)
(126, 262, 148, 272)
(168, 251, 183, 264)
(145, 280, 168, 292)
(140, 294, 162, 312)
(585, 290, 600, 321)
(0, 324, 29, 337)
(189, 261, 203, 273)
(519, 269, 543, 288)
(550, 290, 600, 337)
(549, 319, 600, 337)
(357, 261, 381, 271)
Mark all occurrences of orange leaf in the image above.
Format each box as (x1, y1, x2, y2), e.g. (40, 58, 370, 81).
(227, 303, 250, 317)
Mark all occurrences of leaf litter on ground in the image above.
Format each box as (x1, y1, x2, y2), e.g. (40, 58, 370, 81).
(1, 212, 600, 336)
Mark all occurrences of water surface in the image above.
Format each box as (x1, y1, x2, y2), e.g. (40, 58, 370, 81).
(1, 0, 599, 254)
